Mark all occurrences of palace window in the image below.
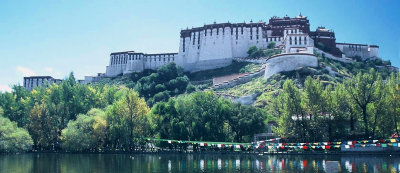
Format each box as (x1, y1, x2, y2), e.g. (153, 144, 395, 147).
(299, 37, 302, 44)
(295, 37, 297, 45)
(289, 37, 292, 45)
(183, 38, 185, 52)
(304, 37, 307, 44)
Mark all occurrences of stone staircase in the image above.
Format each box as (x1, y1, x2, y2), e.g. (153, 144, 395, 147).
(211, 64, 266, 90)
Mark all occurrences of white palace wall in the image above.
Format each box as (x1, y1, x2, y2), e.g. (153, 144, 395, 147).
(104, 20, 379, 78)
(178, 25, 268, 72)
(264, 53, 318, 79)
(336, 43, 379, 60)
(106, 53, 177, 77)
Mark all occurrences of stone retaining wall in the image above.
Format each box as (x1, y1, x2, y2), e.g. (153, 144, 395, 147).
(264, 53, 318, 79)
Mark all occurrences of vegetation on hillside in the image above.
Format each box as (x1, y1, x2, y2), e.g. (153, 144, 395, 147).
(246, 42, 281, 58)
(187, 61, 262, 81)
(133, 63, 192, 106)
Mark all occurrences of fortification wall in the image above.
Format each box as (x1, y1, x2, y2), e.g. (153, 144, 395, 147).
(143, 54, 177, 71)
(264, 53, 318, 79)
(178, 24, 269, 72)
(336, 43, 379, 60)
(183, 58, 232, 72)
(106, 64, 125, 77)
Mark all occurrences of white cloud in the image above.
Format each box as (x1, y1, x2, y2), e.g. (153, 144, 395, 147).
(16, 66, 35, 77)
(0, 85, 12, 93)
(44, 67, 53, 72)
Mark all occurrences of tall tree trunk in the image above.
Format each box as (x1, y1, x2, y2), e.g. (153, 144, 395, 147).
(362, 106, 369, 138)
(328, 120, 332, 142)
(130, 111, 133, 151)
(395, 119, 399, 137)
(372, 110, 378, 139)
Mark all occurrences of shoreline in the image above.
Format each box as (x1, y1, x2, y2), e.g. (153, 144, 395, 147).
(3, 150, 400, 156)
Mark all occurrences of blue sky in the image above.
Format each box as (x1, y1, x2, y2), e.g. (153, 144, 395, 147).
(0, 0, 399, 92)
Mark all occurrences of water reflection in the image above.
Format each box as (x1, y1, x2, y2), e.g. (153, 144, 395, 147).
(0, 153, 399, 173)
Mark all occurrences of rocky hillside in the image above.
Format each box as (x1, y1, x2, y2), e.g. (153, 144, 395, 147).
(99, 51, 396, 108)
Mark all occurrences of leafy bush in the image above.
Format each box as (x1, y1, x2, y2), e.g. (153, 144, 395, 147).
(61, 109, 107, 152)
(0, 114, 33, 152)
(247, 45, 280, 58)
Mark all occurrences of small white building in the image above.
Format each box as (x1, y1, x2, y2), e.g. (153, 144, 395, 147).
(23, 76, 62, 91)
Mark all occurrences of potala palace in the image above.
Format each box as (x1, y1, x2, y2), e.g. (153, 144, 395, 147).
(104, 14, 379, 77)
(23, 14, 383, 91)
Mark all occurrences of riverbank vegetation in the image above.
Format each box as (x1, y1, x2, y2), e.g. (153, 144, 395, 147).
(273, 70, 400, 142)
(0, 72, 267, 152)
(0, 61, 399, 152)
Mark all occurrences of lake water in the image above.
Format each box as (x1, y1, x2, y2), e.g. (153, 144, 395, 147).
(0, 153, 399, 173)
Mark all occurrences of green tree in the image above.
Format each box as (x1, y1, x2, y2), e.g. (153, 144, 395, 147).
(267, 42, 276, 49)
(328, 83, 351, 141)
(229, 104, 266, 142)
(303, 77, 326, 141)
(61, 108, 107, 151)
(28, 103, 58, 150)
(345, 69, 382, 138)
(0, 113, 33, 152)
(276, 80, 306, 141)
(0, 85, 32, 128)
(106, 88, 151, 150)
(247, 46, 258, 57)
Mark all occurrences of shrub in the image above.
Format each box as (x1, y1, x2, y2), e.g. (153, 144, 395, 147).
(0, 115, 33, 152)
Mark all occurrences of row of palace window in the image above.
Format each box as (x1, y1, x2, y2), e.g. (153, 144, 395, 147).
(348, 44, 365, 51)
(269, 37, 282, 42)
(111, 55, 175, 65)
(199, 27, 263, 37)
(289, 36, 308, 45)
(286, 29, 300, 35)
(24, 78, 51, 88)
(274, 25, 304, 28)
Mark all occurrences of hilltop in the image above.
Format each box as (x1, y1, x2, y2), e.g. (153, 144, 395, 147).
(99, 50, 396, 108)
